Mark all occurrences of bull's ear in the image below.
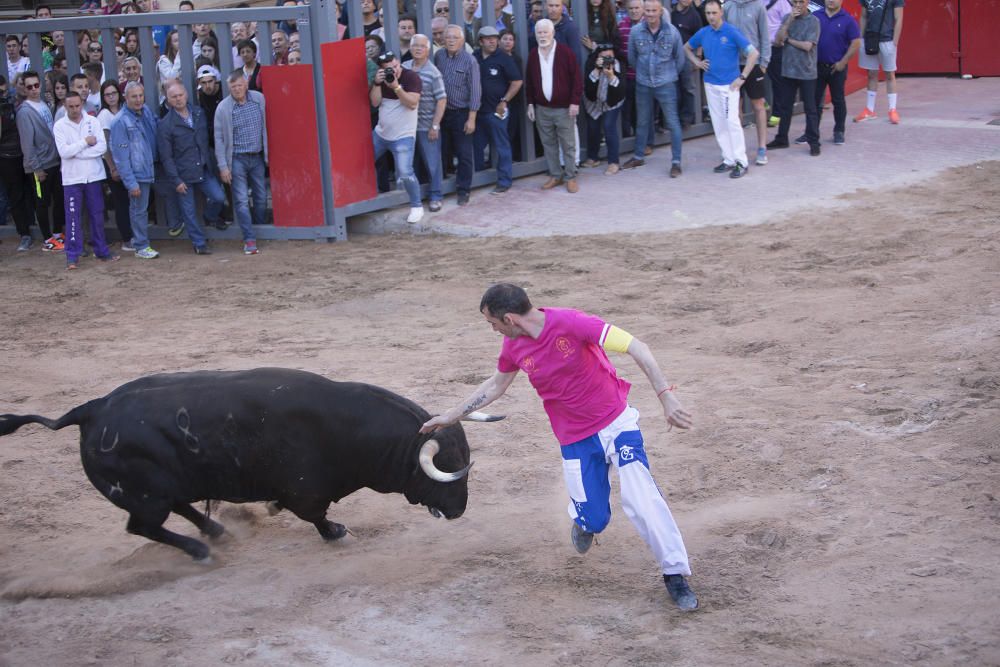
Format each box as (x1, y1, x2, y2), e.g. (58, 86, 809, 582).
(461, 411, 505, 422)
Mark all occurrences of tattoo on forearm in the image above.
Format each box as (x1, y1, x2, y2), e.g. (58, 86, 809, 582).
(463, 394, 487, 415)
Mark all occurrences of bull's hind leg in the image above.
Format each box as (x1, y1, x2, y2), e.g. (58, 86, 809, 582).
(280, 499, 347, 542)
(126, 514, 211, 560)
(172, 503, 225, 539)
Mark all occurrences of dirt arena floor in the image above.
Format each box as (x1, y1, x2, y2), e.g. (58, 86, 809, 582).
(0, 161, 998, 666)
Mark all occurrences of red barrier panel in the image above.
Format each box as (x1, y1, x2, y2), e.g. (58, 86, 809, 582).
(960, 0, 1000, 76)
(896, 0, 960, 74)
(321, 39, 377, 206)
(260, 64, 325, 227)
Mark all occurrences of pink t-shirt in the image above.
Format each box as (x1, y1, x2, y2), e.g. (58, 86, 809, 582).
(497, 308, 631, 445)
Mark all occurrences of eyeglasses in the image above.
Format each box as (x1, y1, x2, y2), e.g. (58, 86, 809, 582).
(25, 82, 41, 89)
(435, 6, 449, 12)
(89, 46, 103, 52)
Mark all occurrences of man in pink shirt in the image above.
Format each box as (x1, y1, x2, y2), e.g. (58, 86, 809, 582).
(421, 283, 698, 611)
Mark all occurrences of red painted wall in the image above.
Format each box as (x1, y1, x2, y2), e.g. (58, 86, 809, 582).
(960, 0, 1000, 76)
(896, 0, 960, 74)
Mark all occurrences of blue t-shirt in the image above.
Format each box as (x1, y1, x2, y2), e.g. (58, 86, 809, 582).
(475, 50, 522, 111)
(688, 22, 752, 86)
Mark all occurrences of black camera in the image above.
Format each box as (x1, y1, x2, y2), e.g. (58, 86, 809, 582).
(382, 67, 396, 84)
(597, 56, 612, 69)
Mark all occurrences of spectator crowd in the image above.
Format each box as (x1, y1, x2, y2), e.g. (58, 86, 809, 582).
(0, 0, 905, 254)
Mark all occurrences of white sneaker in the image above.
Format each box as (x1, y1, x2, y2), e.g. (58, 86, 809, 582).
(406, 206, 425, 224)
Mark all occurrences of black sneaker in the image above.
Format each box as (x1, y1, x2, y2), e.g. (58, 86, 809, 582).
(194, 245, 213, 255)
(663, 574, 698, 611)
(490, 185, 510, 195)
(457, 192, 470, 206)
(713, 162, 733, 173)
(729, 163, 748, 179)
(810, 144, 821, 157)
(571, 523, 594, 554)
(765, 139, 789, 149)
(833, 131, 845, 145)
(794, 134, 808, 145)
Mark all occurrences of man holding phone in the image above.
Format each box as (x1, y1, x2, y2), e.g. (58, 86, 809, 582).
(473, 26, 522, 195)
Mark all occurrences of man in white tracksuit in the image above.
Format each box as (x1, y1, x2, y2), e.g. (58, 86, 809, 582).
(685, 0, 759, 179)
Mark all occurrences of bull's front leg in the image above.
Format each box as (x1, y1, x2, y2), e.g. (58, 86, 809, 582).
(313, 519, 348, 542)
(280, 498, 347, 542)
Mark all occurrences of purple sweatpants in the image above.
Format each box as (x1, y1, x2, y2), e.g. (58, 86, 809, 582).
(64, 181, 111, 263)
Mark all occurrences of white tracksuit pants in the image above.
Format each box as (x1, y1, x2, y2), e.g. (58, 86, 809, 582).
(705, 81, 748, 168)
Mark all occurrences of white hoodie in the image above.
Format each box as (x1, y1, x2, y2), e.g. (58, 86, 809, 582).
(54, 113, 107, 185)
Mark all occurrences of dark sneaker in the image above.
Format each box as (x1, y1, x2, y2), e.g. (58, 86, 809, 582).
(670, 163, 682, 178)
(457, 192, 470, 206)
(833, 131, 845, 145)
(17, 235, 33, 252)
(490, 185, 510, 195)
(194, 245, 213, 255)
(428, 200, 442, 212)
(729, 163, 748, 179)
(794, 134, 808, 145)
(571, 523, 594, 554)
(810, 144, 821, 156)
(713, 162, 733, 173)
(622, 157, 645, 169)
(663, 574, 698, 611)
(765, 139, 789, 149)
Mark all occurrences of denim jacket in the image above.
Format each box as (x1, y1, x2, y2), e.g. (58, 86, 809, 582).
(157, 104, 211, 186)
(109, 105, 158, 191)
(627, 20, 684, 88)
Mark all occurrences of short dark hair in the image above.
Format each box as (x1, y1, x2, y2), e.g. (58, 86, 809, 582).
(702, 0, 722, 9)
(82, 62, 103, 78)
(36, 4, 52, 15)
(236, 38, 257, 54)
(5, 35, 19, 45)
(398, 14, 416, 27)
(65, 91, 82, 101)
(22, 70, 41, 86)
(70, 73, 89, 85)
(480, 283, 532, 319)
(179, 0, 195, 7)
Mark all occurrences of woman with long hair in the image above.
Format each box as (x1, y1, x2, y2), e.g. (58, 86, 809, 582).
(582, 0, 622, 57)
(198, 35, 219, 68)
(96, 80, 134, 250)
(122, 29, 140, 59)
(46, 72, 69, 121)
(156, 30, 182, 100)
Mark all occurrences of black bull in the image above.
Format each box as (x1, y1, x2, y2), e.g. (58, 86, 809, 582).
(0, 368, 491, 560)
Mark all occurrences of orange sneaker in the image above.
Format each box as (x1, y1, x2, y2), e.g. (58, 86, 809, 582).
(853, 108, 877, 123)
(888, 109, 900, 124)
(42, 236, 65, 252)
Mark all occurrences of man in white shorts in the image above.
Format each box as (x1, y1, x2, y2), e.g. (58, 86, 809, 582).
(854, 0, 904, 124)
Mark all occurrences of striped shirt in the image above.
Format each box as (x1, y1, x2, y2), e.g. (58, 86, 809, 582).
(432, 48, 481, 111)
(403, 60, 448, 131)
(232, 98, 264, 154)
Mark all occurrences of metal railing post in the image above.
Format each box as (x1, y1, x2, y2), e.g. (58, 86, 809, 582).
(308, 0, 344, 240)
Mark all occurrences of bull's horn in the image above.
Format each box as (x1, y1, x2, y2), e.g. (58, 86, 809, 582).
(461, 411, 506, 422)
(419, 439, 473, 483)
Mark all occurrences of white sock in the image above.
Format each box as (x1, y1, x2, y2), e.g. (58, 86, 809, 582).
(888, 93, 898, 110)
(866, 90, 877, 112)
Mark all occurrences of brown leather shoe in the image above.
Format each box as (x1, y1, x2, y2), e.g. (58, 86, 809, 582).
(541, 177, 564, 190)
(566, 179, 579, 193)
(622, 158, 645, 170)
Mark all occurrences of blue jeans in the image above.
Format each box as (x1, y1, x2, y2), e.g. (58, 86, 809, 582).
(473, 111, 513, 188)
(177, 170, 226, 249)
(635, 82, 683, 164)
(128, 181, 153, 250)
(372, 132, 420, 207)
(585, 107, 622, 165)
(415, 130, 443, 202)
(231, 152, 266, 241)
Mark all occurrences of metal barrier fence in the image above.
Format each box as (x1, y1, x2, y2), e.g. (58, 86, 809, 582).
(1, 0, 735, 240)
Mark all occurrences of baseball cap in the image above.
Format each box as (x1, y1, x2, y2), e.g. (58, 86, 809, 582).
(478, 26, 500, 38)
(197, 64, 221, 82)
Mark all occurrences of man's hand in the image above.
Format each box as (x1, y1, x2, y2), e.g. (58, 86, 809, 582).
(373, 68, 386, 85)
(730, 77, 744, 91)
(464, 116, 476, 134)
(420, 414, 455, 434)
(110, 167, 120, 181)
(34, 170, 47, 182)
(129, 186, 141, 198)
(219, 168, 232, 184)
(834, 59, 847, 72)
(581, 35, 595, 51)
(526, 103, 535, 122)
(661, 391, 693, 430)
(694, 58, 710, 71)
(175, 182, 188, 194)
(428, 127, 440, 141)
(85, 135, 97, 146)
(495, 100, 507, 116)
(568, 104, 579, 117)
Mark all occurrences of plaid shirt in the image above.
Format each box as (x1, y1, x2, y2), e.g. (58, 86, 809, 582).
(432, 48, 481, 111)
(231, 97, 264, 154)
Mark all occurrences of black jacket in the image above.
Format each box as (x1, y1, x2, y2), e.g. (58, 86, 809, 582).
(156, 104, 213, 186)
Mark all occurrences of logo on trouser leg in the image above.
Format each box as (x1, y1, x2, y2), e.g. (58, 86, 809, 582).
(614, 431, 649, 468)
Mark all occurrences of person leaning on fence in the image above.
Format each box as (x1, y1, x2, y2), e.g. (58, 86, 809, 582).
(237, 40, 263, 93)
(16, 71, 66, 252)
(766, 0, 821, 156)
(371, 51, 424, 224)
(526, 19, 583, 194)
(54, 91, 119, 270)
(157, 82, 227, 255)
(685, 0, 759, 179)
(580, 45, 625, 176)
(622, 0, 685, 178)
(473, 26, 522, 196)
(433, 25, 481, 207)
(1, 78, 37, 253)
(271, 30, 291, 66)
(109, 81, 160, 259)
(403, 35, 448, 213)
(215, 70, 266, 255)
(398, 15, 417, 62)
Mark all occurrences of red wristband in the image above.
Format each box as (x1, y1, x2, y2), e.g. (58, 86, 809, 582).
(656, 385, 676, 399)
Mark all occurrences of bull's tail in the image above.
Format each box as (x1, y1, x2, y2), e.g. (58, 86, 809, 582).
(0, 403, 90, 436)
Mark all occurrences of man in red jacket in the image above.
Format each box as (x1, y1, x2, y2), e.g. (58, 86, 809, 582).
(526, 18, 583, 194)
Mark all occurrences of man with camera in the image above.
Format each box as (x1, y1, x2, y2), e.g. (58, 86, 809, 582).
(473, 26, 522, 195)
(370, 51, 425, 223)
(622, 0, 685, 178)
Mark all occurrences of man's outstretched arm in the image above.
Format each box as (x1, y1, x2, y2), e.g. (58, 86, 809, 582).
(420, 369, 518, 433)
(625, 336, 694, 430)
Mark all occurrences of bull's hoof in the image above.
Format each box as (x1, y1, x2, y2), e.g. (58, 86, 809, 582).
(202, 519, 225, 539)
(317, 520, 348, 542)
(187, 541, 211, 561)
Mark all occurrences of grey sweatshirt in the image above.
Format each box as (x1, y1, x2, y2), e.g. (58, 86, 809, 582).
(15, 102, 60, 173)
(724, 0, 772, 69)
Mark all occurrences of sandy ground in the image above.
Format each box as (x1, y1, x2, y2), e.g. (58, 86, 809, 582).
(0, 161, 998, 667)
